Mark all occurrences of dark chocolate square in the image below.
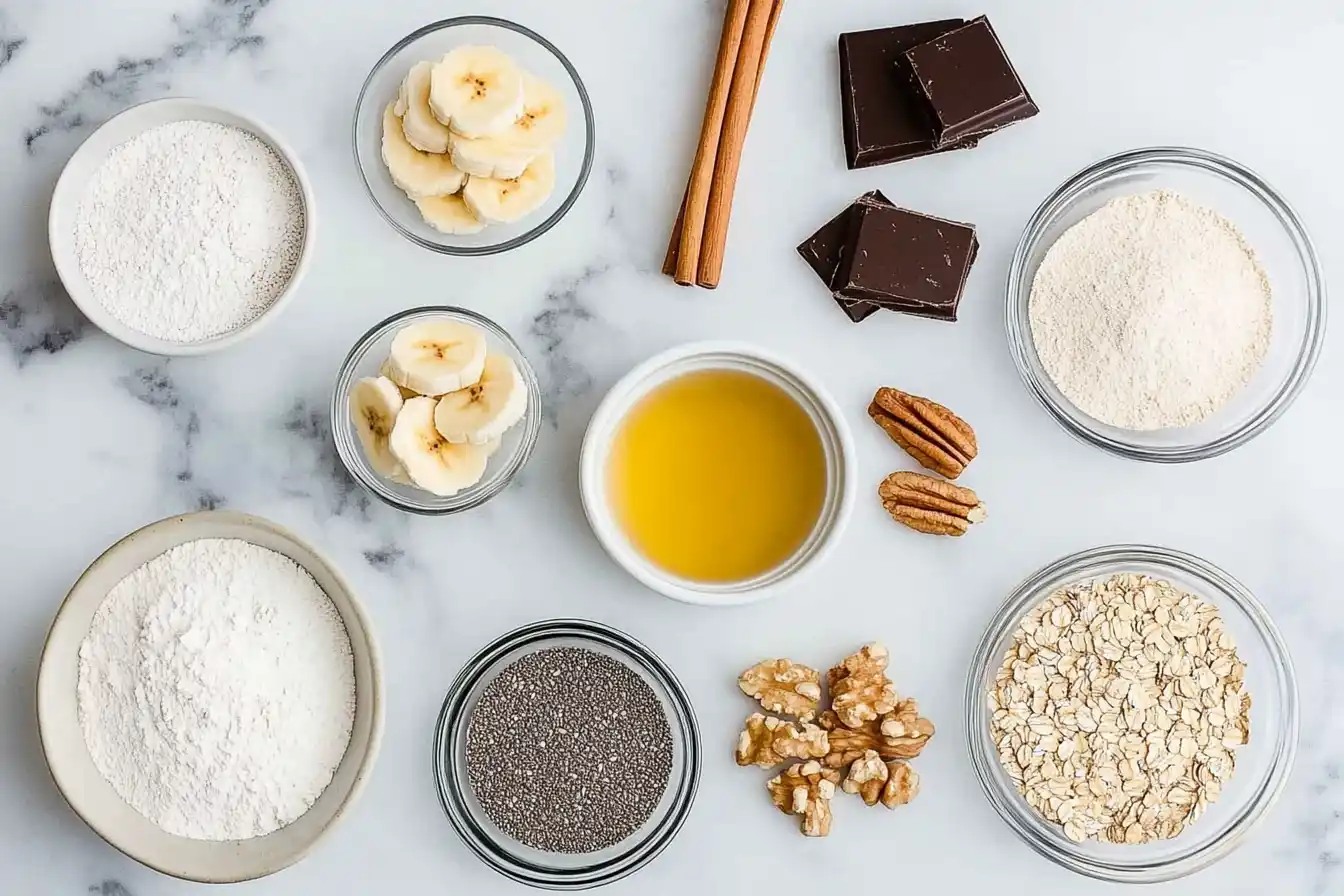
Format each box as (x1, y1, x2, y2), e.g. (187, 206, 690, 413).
(796, 190, 893, 323)
(903, 16, 1038, 147)
(832, 202, 977, 320)
(838, 21, 980, 169)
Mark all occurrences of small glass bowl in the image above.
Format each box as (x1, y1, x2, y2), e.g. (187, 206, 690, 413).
(353, 16, 595, 255)
(434, 619, 702, 890)
(330, 307, 542, 515)
(1006, 147, 1326, 462)
(966, 545, 1299, 883)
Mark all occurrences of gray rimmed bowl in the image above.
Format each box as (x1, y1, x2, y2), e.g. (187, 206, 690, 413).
(37, 510, 384, 883)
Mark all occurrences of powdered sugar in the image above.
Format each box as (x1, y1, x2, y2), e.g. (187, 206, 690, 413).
(73, 120, 305, 343)
(1028, 189, 1272, 431)
(76, 538, 354, 841)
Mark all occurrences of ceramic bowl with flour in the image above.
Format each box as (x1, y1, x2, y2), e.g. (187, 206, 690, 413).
(1006, 147, 1325, 463)
(37, 511, 383, 883)
(49, 98, 316, 357)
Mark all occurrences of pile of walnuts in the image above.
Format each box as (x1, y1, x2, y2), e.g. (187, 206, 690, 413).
(735, 642, 934, 837)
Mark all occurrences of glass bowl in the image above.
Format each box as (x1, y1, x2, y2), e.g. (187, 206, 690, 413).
(433, 619, 702, 890)
(1006, 147, 1325, 462)
(330, 307, 542, 515)
(353, 16, 595, 255)
(965, 545, 1299, 883)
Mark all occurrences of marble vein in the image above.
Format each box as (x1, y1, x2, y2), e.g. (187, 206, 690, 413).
(363, 545, 405, 571)
(0, 13, 24, 73)
(24, 0, 276, 153)
(88, 881, 132, 896)
(0, 279, 88, 367)
(278, 398, 372, 520)
(119, 364, 225, 511)
(528, 264, 611, 419)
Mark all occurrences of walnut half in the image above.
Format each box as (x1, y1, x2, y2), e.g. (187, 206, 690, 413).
(768, 760, 839, 837)
(880, 760, 920, 808)
(739, 658, 822, 721)
(820, 700, 935, 767)
(735, 713, 829, 768)
(841, 750, 888, 806)
(828, 643, 898, 729)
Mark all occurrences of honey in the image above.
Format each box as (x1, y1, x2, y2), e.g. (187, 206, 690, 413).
(606, 369, 827, 583)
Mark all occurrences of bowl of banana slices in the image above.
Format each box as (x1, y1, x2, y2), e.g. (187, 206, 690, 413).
(354, 16, 595, 255)
(331, 307, 543, 514)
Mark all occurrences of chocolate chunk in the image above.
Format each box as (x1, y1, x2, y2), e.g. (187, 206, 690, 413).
(903, 16, 1038, 147)
(838, 22, 979, 169)
(796, 190, 893, 322)
(832, 202, 978, 321)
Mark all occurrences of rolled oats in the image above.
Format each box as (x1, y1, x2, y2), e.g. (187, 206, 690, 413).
(987, 573, 1251, 845)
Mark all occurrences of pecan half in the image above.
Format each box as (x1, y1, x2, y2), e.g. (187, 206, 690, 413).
(879, 471, 986, 536)
(869, 387, 977, 479)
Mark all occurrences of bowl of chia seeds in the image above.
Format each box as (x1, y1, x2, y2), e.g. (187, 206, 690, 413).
(434, 619, 701, 890)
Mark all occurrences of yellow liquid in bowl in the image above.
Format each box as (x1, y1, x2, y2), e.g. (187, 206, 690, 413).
(606, 369, 828, 584)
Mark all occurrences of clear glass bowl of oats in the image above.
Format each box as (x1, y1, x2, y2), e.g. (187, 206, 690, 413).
(966, 544, 1298, 883)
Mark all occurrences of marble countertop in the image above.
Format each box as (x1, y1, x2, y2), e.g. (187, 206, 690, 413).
(1, 0, 1340, 893)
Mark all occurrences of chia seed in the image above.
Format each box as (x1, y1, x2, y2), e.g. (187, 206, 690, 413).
(465, 646, 675, 853)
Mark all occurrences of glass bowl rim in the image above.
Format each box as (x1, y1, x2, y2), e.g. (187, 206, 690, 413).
(432, 618, 703, 890)
(1004, 146, 1327, 463)
(964, 543, 1301, 883)
(329, 306, 543, 516)
(351, 15, 596, 256)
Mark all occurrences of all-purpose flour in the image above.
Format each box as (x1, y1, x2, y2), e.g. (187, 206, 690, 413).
(76, 539, 355, 841)
(73, 120, 305, 343)
(1028, 189, 1272, 431)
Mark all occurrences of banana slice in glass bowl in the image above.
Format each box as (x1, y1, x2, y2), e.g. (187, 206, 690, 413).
(333, 307, 542, 515)
(353, 16, 594, 256)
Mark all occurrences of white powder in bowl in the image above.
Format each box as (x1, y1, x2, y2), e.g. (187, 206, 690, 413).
(73, 120, 305, 344)
(1028, 189, 1272, 431)
(76, 539, 355, 841)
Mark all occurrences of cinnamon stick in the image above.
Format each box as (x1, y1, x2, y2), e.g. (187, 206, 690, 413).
(672, 0, 751, 286)
(695, 0, 776, 288)
(664, 0, 782, 281)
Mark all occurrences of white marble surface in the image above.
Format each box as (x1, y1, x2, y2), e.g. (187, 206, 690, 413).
(0, 0, 1340, 893)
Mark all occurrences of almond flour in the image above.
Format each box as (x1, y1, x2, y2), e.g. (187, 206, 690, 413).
(1028, 189, 1272, 431)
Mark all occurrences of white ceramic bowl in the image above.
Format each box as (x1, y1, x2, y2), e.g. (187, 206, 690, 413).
(37, 511, 384, 883)
(579, 342, 856, 606)
(48, 98, 316, 356)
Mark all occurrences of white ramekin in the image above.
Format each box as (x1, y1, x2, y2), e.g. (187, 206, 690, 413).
(48, 97, 316, 357)
(579, 341, 856, 606)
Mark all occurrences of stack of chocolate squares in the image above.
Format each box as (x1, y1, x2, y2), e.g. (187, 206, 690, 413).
(799, 190, 978, 323)
(839, 15, 1037, 168)
(798, 16, 1035, 324)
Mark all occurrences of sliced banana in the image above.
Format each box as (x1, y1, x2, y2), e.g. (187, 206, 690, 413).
(462, 152, 556, 225)
(379, 359, 420, 399)
(381, 102, 465, 199)
(415, 193, 486, 235)
(433, 354, 527, 445)
(430, 46, 524, 139)
(448, 72, 566, 178)
(388, 397, 492, 496)
(397, 61, 453, 154)
(350, 376, 407, 479)
(449, 133, 534, 181)
(386, 320, 488, 396)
